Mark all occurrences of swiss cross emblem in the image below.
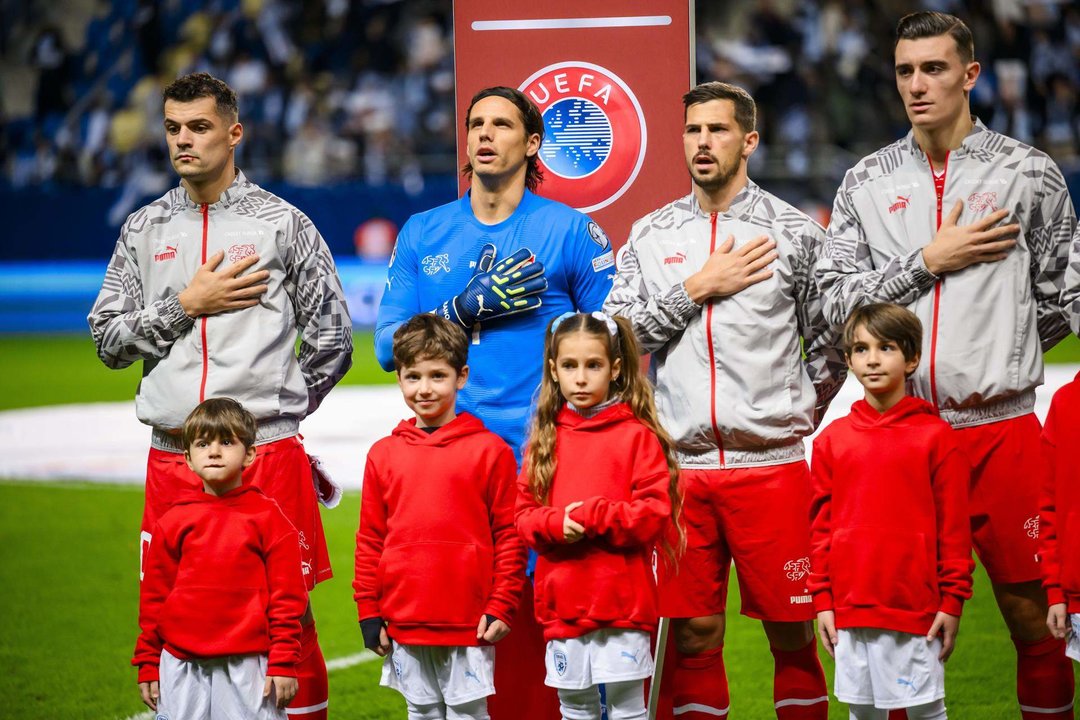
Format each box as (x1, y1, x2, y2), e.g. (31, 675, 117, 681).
(227, 244, 257, 263)
(967, 191, 998, 213)
(784, 557, 810, 581)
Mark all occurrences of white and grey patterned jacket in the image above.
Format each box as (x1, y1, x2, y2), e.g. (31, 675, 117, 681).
(817, 121, 1075, 428)
(605, 183, 846, 469)
(88, 171, 353, 440)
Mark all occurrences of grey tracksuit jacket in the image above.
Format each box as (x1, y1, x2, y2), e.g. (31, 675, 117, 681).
(605, 182, 846, 469)
(817, 121, 1076, 428)
(88, 171, 353, 439)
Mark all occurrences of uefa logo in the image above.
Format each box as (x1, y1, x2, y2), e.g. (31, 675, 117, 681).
(520, 62, 647, 213)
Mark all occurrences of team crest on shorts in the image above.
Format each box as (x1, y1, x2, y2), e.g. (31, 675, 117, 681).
(519, 62, 647, 213)
(553, 649, 568, 676)
(784, 556, 810, 582)
(1025, 515, 1040, 539)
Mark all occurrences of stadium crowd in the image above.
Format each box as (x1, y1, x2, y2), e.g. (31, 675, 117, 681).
(4, 0, 1079, 210)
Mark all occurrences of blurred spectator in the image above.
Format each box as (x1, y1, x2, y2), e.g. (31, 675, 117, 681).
(30, 25, 74, 122)
(4, 0, 1078, 210)
(282, 116, 356, 186)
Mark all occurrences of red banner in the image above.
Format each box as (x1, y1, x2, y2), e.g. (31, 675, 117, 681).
(453, 1, 694, 249)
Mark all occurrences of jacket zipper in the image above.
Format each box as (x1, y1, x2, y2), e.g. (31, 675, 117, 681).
(926, 152, 948, 412)
(199, 203, 209, 403)
(705, 212, 726, 468)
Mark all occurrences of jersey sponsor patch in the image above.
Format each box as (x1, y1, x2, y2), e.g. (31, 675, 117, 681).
(592, 250, 615, 272)
(888, 195, 911, 215)
(153, 245, 178, 263)
(587, 222, 609, 249)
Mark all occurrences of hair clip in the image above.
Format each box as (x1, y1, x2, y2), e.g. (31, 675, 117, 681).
(550, 311, 577, 334)
(590, 311, 618, 337)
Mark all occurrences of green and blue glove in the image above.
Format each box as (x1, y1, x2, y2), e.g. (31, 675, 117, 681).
(436, 244, 547, 327)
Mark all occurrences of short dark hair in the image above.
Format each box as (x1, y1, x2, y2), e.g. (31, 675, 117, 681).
(895, 11, 974, 65)
(182, 397, 257, 451)
(842, 303, 923, 369)
(682, 82, 756, 134)
(462, 86, 545, 191)
(163, 72, 239, 121)
(392, 313, 469, 373)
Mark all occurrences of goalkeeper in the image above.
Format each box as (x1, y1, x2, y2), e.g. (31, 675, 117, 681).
(375, 86, 614, 457)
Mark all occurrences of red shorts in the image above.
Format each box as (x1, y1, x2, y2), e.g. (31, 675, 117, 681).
(658, 461, 815, 622)
(140, 435, 331, 590)
(954, 413, 1042, 584)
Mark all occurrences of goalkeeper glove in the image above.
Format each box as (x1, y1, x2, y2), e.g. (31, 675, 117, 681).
(435, 244, 547, 327)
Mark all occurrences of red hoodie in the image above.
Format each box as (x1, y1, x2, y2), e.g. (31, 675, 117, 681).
(1039, 370, 1080, 612)
(132, 485, 306, 683)
(353, 412, 526, 645)
(516, 403, 671, 641)
(808, 395, 973, 635)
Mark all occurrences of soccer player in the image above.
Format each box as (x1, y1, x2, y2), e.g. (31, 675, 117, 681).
(89, 72, 351, 720)
(355, 314, 526, 720)
(134, 398, 308, 719)
(374, 85, 614, 457)
(605, 81, 846, 719)
(816, 12, 1077, 718)
(374, 86, 614, 719)
(811, 303, 973, 719)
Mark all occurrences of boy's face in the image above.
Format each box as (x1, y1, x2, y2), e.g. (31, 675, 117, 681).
(397, 358, 468, 428)
(847, 324, 920, 410)
(185, 434, 256, 495)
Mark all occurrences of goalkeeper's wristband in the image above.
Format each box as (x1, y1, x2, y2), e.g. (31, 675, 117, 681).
(435, 298, 468, 328)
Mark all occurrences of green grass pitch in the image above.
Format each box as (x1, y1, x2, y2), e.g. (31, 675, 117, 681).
(0, 333, 1078, 717)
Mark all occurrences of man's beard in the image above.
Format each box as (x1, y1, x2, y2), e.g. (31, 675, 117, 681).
(689, 153, 739, 192)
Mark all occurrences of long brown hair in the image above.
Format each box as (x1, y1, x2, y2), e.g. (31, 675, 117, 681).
(524, 312, 685, 558)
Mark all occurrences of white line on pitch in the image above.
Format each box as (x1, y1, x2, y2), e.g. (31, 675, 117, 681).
(472, 16, 672, 31)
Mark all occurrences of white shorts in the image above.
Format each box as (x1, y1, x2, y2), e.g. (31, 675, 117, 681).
(1067, 614, 1080, 663)
(545, 629, 654, 690)
(381, 642, 496, 706)
(834, 628, 945, 710)
(156, 648, 285, 720)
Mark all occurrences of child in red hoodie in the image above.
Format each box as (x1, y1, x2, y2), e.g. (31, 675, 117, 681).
(516, 311, 683, 720)
(809, 303, 973, 720)
(354, 314, 527, 720)
(1040, 368, 1080, 664)
(133, 397, 307, 719)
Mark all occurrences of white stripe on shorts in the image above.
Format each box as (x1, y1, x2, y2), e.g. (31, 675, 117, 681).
(673, 703, 730, 716)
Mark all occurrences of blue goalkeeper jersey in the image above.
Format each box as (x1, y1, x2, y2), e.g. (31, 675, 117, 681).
(375, 189, 615, 459)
